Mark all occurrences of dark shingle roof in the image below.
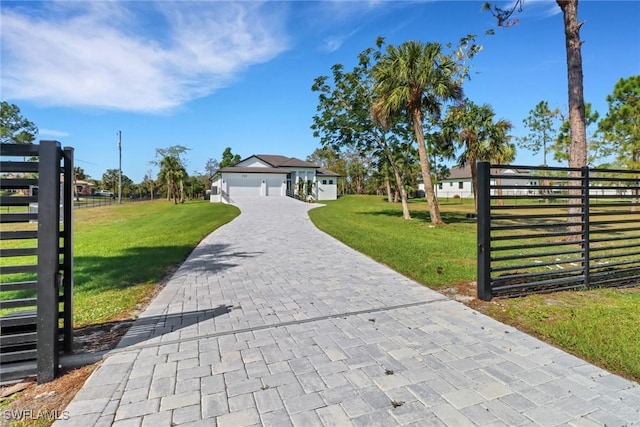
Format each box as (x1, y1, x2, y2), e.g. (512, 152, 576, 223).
(253, 155, 290, 167)
(446, 165, 472, 180)
(255, 155, 318, 168)
(317, 168, 340, 177)
(217, 166, 290, 174)
(217, 154, 339, 177)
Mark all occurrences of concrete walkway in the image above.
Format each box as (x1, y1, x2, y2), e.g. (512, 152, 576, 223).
(56, 197, 639, 426)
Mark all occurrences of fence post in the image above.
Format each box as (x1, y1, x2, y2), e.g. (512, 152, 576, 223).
(582, 167, 590, 288)
(62, 147, 74, 353)
(477, 162, 492, 301)
(37, 140, 61, 383)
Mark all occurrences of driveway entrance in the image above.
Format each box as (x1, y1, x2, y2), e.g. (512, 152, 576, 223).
(56, 197, 640, 426)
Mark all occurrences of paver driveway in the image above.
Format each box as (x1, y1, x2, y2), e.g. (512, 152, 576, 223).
(56, 197, 639, 426)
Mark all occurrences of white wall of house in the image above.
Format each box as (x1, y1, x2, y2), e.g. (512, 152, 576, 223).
(210, 175, 223, 203)
(432, 178, 539, 198)
(436, 180, 474, 198)
(419, 180, 474, 198)
(417, 169, 541, 199)
(316, 177, 337, 200)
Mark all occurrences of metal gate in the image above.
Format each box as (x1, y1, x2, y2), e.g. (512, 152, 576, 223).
(477, 162, 640, 300)
(0, 141, 74, 383)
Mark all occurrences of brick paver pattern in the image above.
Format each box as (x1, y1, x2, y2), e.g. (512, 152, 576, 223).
(55, 197, 640, 426)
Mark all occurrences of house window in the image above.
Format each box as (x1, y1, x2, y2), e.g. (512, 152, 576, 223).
(322, 180, 327, 185)
(458, 182, 463, 189)
(438, 183, 443, 189)
(329, 179, 334, 184)
(449, 182, 453, 187)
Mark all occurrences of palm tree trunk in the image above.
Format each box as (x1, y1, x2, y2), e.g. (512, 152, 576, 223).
(413, 108, 443, 224)
(558, 0, 587, 239)
(395, 179, 410, 219)
(470, 156, 478, 213)
(384, 176, 393, 203)
(384, 147, 411, 219)
(496, 169, 504, 206)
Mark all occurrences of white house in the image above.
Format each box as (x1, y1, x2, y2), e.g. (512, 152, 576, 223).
(210, 154, 340, 203)
(436, 165, 475, 198)
(418, 164, 539, 198)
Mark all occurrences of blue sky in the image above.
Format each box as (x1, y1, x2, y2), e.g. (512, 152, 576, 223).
(2, 0, 639, 183)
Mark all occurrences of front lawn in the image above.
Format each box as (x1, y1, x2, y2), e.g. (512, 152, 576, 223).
(309, 196, 477, 287)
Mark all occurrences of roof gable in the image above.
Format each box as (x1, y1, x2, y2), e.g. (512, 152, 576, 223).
(253, 155, 289, 167)
(317, 168, 340, 177)
(236, 156, 271, 168)
(255, 155, 318, 169)
(216, 154, 339, 176)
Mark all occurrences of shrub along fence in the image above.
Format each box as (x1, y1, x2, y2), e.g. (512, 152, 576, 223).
(0, 141, 74, 383)
(477, 162, 640, 301)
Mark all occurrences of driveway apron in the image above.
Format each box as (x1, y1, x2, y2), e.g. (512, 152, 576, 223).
(56, 197, 639, 426)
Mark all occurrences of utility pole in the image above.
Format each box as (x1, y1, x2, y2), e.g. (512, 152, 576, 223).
(117, 130, 122, 204)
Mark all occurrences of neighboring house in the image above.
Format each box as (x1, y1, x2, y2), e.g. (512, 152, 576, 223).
(74, 179, 94, 196)
(418, 165, 474, 198)
(57, 176, 94, 196)
(418, 165, 539, 198)
(210, 154, 340, 203)
(438, 165, 475, 199)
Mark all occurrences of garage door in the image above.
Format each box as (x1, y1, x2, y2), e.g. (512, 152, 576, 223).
(266, 179, 283, 196)
(227, 178, 260, 198)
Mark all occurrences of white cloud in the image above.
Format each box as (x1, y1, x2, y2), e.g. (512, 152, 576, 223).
(0, 1, 289, 113)
(38, 128, 70, 138)
(321, 30, 359, 53)
(541, 3, 562, 18)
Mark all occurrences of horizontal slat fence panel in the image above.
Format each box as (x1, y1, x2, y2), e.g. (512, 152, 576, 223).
(1, 141, 74, 383)
(477, 162, 640, 300)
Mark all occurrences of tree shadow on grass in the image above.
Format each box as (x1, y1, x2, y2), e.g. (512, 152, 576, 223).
(73, 243, 262, 295)
(2, 243, 259, 301)
(358, 208, 477, 225)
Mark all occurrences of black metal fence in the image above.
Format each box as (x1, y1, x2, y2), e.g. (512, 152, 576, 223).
(477, 162, 640, 300)
(0, 141, 74, 383)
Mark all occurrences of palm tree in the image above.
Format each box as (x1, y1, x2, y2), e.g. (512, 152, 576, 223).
(447, 100, 513, 211)
(158, 155, 186, 204)
(372, 41, 462, 225)
(490, 141, 516, 207)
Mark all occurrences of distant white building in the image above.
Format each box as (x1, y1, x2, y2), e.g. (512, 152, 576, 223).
(418, 165, 539, 198)
(436, 165, 475, 198)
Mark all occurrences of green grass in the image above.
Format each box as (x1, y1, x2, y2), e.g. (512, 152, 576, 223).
(484, 289, 640, 380)
(310, 195, 477, 286)
(1, 200, 239, 326)
(309, 195, 640, 382)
